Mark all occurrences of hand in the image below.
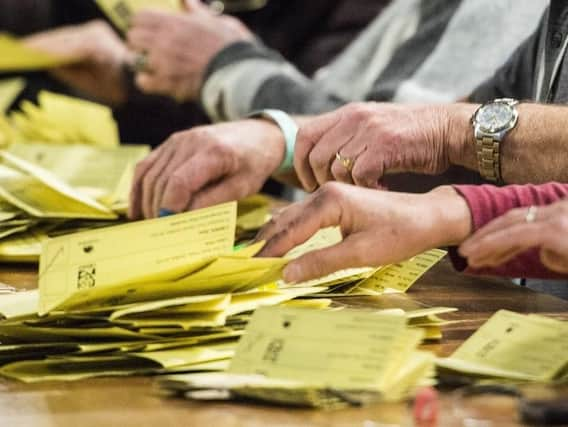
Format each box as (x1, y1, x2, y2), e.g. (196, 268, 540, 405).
(127, 0, 253, 102)
(24, 20, 131, 106)
(256, 183, 472, 283)
(129, 119, 285, 219)
(294, 102, 476, 192)
(459, 200, 568, 274)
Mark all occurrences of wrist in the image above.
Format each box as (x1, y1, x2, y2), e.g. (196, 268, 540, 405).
(446, 103, 479, 171)
(425, 186, 473, 246)
(248, 119, 287, 175)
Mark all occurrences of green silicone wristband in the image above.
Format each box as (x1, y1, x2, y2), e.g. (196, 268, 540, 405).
(249, 109, 297, 173)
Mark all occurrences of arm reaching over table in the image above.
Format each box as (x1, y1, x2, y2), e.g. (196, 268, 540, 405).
(256, 183, 471, 283)
(256, 182, 568, 283)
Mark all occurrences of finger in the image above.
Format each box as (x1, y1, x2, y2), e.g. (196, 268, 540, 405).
(294, 111, 341, 192)
(189, 175, 252, 211)
(350, 150, 383, 189)
(129, 147, 166, 219)
(461, 208, 531, 247)
(307, 117, 354, 186)
(255, 200, 310, 244)
(257, 189, 342, 258)
(160, 149, 234, 213)
(461, 222, 547, 267)
(330, 157, 354, 185)
(540, 248, 568, 274)
(283, 234, 371, 283)
(151, 144, 199, 216)
(141, 146, 176, 218)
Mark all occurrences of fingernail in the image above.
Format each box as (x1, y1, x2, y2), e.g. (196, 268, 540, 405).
(159, 208, 174, 217)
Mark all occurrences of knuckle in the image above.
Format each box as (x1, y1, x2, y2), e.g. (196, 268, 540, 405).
(308, 150, 327, 170)
(317, 182, 344, 200)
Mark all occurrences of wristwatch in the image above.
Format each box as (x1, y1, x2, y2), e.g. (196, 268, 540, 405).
(471, 98, 519, 183)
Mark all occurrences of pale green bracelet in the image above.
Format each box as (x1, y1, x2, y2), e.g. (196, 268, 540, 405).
(249, 109, 297, 173)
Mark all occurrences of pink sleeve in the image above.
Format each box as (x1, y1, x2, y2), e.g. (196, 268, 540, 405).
(449, 182, 568, 279)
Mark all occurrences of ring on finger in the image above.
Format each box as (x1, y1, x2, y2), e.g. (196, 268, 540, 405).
(335, 152, 355, 172)
(130, 51, 149, 73)
(525, 205, 538, 223)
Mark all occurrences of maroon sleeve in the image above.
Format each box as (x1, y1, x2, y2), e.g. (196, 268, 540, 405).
(449, 183, 568, 279)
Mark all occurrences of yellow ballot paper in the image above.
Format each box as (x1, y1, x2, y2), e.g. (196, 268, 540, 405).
(96, 0, 182, 31)
(229, 306, 410, 390)
(7, 142, 150, 204)
(437, 310, 568, 382)
(0, 289, 38, 319)
(0, 34, 76, 71)
(0, 151, 116, 219)
(0, 78, 25, 113)
(39, 202, 237, 314)
(355, 249, 447, 294)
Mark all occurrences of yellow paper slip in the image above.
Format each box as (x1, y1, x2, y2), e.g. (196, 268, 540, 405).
(0, 151, 116, 219)
(96, 0, 182, 31)
(39, 202, 237, 315)
(437, 310, 568, 382)
(0, 78, 25, 113)
(0, 290, 38, 319)
(355, 249, 447, 294)
(7, 142, 150, 204)
(0, 34, 76, 71)
(228, 306, 409, 391)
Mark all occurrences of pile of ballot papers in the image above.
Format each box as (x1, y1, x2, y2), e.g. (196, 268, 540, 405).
(0, 142, 149, 262)
(437, 310, 568, 384)
(158, 305, 438, 408)
(0, 201, 447, 385)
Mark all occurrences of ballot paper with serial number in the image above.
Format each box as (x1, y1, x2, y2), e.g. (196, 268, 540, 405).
(437, 310, 568, 382)
(160, 306, 435, 407)
(96, 0, 182, 31)
(38, 201, 238, 314)
(0, 34, 76, 71)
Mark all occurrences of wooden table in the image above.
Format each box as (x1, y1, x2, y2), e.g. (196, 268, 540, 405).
(0, 259, 567, 427)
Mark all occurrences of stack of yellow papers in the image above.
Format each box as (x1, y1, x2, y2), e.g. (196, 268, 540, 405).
(437, 310, 568, 383)
(6, 91, 120, 147)
(0, 143, 150, 262)
(0, 203, 332, 382)
(159, 306, 436, 408)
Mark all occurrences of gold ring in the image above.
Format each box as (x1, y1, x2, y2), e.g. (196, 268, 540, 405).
(336, 152, 354, 172)
(525, 206, 538, 223)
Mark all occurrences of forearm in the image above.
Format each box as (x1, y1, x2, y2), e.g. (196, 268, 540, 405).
(201, 41, 344, 122)
(449, 103, 568, 184)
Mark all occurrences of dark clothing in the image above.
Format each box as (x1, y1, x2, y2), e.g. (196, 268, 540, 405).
(471, 1, 568, 104)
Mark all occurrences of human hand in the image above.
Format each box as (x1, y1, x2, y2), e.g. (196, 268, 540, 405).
(293, 102, 477, 192)
(256, 184, 472, 283)
(24, 20, 131, 105)
(127, 0, 253, 102)
(459, 200, 568, 274)
(129, 119, 285, 219)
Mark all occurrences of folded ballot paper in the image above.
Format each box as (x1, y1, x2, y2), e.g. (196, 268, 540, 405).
(6, 91, 120, 147)
(437, 310, 568, 383)
(0, 142, 149, 262)
(95, 0, 182, 32)
(159, 306, 436, 408)
(0, 34, 77, 72)
(0, 200, 448, 383)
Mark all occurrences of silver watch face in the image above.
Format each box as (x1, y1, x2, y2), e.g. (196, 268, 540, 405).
(476, 103, 515, 133)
